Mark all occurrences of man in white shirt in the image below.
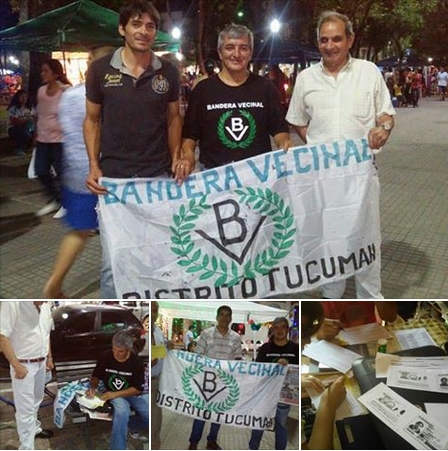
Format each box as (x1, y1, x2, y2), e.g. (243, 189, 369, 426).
(184, 325, 195, 350)
(437, 67, 448, 101)
(286, 11, 395, 299)
(188, 305, 242, 450)
(0, 301, 54, 450)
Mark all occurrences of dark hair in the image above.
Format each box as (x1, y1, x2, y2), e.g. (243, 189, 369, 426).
(204, 59, 216, 77)
(301, 301, 324, 338)
(119, 0, 160, 29)
(41, 59, 71, 86)
(7, 89, 31, 110)
(217, 305, 232, 316)
(189, 325, 194, 330)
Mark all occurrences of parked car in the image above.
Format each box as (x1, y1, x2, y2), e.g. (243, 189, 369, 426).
(51, 304, 146, 362)
(98, 301, 149, 332)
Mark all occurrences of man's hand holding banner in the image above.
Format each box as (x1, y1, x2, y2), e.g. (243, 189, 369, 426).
(99, 138, 380, 298)
(156, 350, 287, 430)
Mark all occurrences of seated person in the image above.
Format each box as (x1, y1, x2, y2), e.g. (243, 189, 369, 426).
(301, 301, 347, 449)
(87, 331, 148, 450)
(7, 90, 36, 156)
(316, 301, 397, 340)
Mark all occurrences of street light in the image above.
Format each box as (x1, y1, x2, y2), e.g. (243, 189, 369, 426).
(172, 26, 181, 40)
(270, 19, 281, 34)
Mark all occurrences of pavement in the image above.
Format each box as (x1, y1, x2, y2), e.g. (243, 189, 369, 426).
(157, 407, 298, 450)
(0, 95, 447, 299)
(0, 367, 149, 450)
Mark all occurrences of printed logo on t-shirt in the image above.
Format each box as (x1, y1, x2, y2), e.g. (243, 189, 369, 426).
(108, 374, 130, 391)
(103, 73, 124, 88)
(152, 75, 170, 94)
(217, 109, 256, 149)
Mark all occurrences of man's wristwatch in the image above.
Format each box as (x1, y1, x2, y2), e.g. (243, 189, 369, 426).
(380, 122, 393, 132)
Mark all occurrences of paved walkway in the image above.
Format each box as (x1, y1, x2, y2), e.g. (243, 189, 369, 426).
(0, 96, 447, 299)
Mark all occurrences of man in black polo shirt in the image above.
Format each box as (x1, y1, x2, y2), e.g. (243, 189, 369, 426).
(83, 0, 186, 297)
(88, 331, 148, 450)
(248, 317, 300, 450)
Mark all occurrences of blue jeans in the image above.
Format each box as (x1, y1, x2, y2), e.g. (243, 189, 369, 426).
(249, 403, 290, 450)
(35, 141, 62, 202)
(8, 125, 32, 151)
(109, 395, 149, 450)
(189, 419, 221, 444)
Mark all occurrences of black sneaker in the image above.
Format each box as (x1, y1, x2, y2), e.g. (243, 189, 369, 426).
(206, 441, 222, 450)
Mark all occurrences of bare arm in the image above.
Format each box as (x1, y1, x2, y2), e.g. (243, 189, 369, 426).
(375, 301, 397, 323)
(368, 113, 395, 150)
(290, 124, 308, 144)
(174, 137, 197, 185)
(273, 131, 292, 152)
(307, 376, 346, 450)
(0, 334, 28, 379)
(100, 386, 142, 401)
(83, 99, 106, 195)
(167, 100, 182, 163)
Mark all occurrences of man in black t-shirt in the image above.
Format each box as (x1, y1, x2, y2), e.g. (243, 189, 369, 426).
(83, 0, 185, 298)
(176, 23, 291, 183)
(249, 317, 299, 450)
(88, 331, 148, 450)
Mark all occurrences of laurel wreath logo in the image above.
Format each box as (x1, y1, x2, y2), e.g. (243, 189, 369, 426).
(181, 365, 240, 413)
(170, 188, 296, 287)
(217, 109, 257, 149)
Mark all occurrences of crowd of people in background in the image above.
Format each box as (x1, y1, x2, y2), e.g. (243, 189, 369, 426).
(382, 65, 447, 108)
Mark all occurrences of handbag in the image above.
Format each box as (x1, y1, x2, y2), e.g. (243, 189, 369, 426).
(27, 147, 37, 179)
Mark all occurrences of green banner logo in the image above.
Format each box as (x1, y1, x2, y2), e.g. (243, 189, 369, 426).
(181, 365, 240, 413)
(170, 188, 296, 287)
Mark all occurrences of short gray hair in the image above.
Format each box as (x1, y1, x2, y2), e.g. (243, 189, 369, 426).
(112, 331, 134, 350)
(317, 11, 354, 39)
(217, 23, 254, 52)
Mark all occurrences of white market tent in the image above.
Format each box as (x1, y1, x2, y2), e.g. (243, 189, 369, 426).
(157, 301, 288, 324)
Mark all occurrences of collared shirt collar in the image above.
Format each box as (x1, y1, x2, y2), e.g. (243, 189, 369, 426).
(319, 54, 353, 76)
(109, 47, 162, 77)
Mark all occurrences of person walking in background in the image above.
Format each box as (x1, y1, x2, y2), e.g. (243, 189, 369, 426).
(411, 69, 423, 107)
(35, 59, 71, 219)
(286, 11, 395, 299)
(437, 66, 448, 101)
(192, 58, 217, 89)
(42, 46, 116, 299)
(84, 0, 184, 298)
(7, 90, 36, 156)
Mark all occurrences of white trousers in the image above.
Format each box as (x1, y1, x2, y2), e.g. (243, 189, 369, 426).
(10, 361, 46, 450)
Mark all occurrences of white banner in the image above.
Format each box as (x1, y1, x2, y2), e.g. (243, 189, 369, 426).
(53, 379, 88, 428)
(99, 138, 380, 298)
(156, 350, 287, 430)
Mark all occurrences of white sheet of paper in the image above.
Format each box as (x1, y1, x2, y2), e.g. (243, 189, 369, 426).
(358, 383, 448, 450)
(306, 385, 365, 420)
(302, 340, 363, 374)
(375, 353, 448, 378)
(394, 328, 437, 350)
(425, 403, 448, 429)
(338, 322, 393, 345)
(387, 365, 448, 393)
